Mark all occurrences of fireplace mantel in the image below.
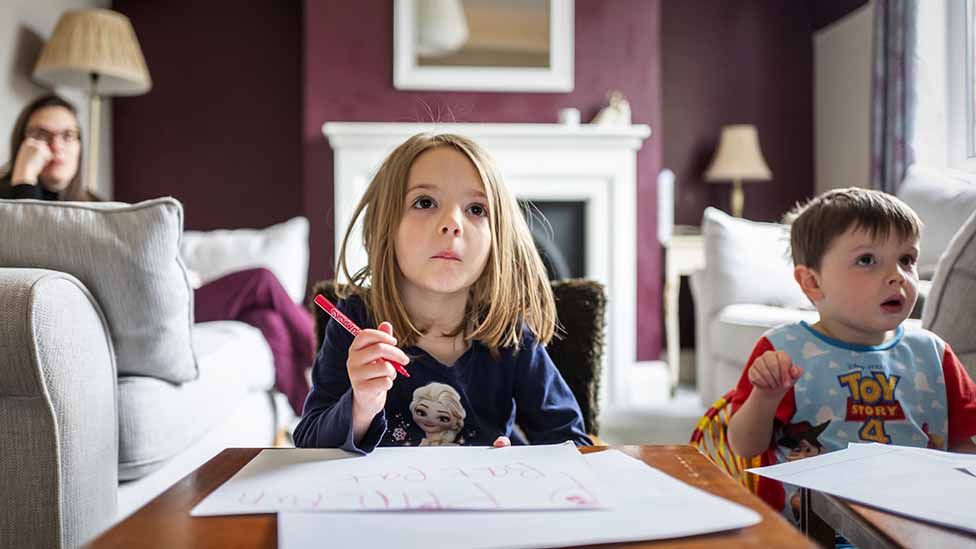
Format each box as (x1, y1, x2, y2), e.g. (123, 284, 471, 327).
(323, 121, 651, 408)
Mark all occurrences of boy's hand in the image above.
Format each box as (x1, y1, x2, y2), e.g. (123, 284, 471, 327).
(348, 321, 410, 419)
(748, 350, 804, 399)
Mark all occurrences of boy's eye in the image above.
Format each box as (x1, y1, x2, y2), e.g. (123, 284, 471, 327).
(900, 255, 917, 267)
(856, 254, 877, 267)
(412, 196, 436, 209)
(467, 203, 488, 217)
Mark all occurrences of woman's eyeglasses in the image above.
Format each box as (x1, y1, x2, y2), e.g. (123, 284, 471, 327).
(25, 127, 81, 145)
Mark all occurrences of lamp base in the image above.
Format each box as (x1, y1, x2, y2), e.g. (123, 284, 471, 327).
(731, 180, 744, 218)
(86, 72, 101, 195)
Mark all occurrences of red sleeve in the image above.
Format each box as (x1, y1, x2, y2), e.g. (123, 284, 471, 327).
(731, 337, 792, 513)
(729, 337, 795, 426)
(942, 343, 976, 445)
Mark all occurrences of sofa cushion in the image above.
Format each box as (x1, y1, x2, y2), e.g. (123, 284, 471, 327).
(0, 198, 197, 383)
(702, 207, 812, 317)
(710, 304, 820, 365)
(910, 280, 932, 319)
(710, 305, 923, 367)
(922, 209, 976, 378)
(181, 216, 309, 303)
(897, 164, 976, 278)
(117, 320, 274, 480)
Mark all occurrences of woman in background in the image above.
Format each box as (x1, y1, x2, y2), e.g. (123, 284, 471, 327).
(1, 94, 92, 200)
(2, 93, 314, 415)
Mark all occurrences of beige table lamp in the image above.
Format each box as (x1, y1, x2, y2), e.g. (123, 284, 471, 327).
(704, 125, 772, 217)
(33, 9, 151, 193)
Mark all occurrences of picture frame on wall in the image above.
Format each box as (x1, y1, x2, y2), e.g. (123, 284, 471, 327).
(393, 0, 574, 93)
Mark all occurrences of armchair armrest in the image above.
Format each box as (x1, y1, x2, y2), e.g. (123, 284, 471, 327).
(0, 268, 118, 547)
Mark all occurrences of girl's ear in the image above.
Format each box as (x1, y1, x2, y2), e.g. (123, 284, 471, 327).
(794, 265, 824, 303)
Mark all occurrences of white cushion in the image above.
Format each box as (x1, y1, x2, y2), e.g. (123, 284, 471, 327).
(0, 197, 197, 383)
(181, 217, 309, 303)
(922, 209, 976, 377)
(897, 164, 976, 278)
(117, 320, 274, 480)
(710, 304, 820, 365)
(701, 207, 811, 317)
(117, 390, 278, 521)
(706, 306, 921, 404)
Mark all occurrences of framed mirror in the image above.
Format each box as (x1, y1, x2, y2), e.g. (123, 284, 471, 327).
(394, 0, 574, 92)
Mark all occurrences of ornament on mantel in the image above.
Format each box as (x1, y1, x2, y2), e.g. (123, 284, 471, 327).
(591, 90, 631, 126)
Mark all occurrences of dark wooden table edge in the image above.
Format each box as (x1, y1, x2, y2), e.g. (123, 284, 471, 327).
(805, 489, 899, 549)
(805, 488, 976, 549)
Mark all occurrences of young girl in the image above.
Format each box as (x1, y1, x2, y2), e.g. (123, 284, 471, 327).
(293, 133, 591, 452)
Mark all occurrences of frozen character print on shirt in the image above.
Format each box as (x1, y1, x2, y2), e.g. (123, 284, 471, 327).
(778, 420, 830, 519)
(410, 383, 466, 446)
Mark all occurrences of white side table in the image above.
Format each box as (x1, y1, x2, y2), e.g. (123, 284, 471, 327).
(662, 226, 705, 395)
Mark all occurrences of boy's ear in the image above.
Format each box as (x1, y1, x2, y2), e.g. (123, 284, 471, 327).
(794, 265, 824, 303)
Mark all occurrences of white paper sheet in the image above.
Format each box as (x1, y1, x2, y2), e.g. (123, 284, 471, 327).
(191, 442, 610, 516)
(278, 450, 762, 549)
(747, 443, 976, 534)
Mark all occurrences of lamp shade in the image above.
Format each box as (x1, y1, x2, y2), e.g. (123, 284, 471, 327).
(704, 125, 772, 183)
(33, 9, 151, 95)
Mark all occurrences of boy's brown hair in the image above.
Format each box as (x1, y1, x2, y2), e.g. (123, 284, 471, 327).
(785, 187, 922, 270)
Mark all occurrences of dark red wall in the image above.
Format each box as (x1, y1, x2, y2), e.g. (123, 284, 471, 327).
(809, 0, 870, 31)
(111, 1, 823, 363)
(303, 0, 665, 359)
(662, 1, 814, 225)
(112, 1, 302, 231)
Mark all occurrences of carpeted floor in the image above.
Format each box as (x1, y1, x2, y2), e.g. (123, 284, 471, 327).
(598, 384, 705, 445)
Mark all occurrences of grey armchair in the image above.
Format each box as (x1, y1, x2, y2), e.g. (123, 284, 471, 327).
(1, 269, 118, 547)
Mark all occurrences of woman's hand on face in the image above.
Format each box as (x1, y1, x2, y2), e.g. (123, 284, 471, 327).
(347, 321, 410, 420)
(11, 137, 52, 185)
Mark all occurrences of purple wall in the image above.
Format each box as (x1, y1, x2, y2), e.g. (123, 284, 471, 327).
(809, 0, 870, 31)
(111, 0, 825, 362)
(303, 0, 665, 359)
(662, 1, 814, 225)
(112, 1, 302, 231)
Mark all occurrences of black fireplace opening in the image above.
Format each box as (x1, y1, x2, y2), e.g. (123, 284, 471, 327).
(519, 200, 586, 281)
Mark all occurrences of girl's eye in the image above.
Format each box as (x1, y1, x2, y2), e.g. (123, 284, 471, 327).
(438, 415, 451, 423)
(467, 203, 487, 217)
(856, 254, 877, 267)
(900, 255, 917, 267)
(412, 196, 436, 209)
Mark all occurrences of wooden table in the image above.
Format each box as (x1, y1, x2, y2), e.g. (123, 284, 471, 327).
(802, 488, 976, 548)
(88, 445, 814, 548)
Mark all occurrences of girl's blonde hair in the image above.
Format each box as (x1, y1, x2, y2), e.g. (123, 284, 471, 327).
(336, 133, 556, 354)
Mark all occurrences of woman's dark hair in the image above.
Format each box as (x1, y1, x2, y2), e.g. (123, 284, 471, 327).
(3, 93, 90, 201)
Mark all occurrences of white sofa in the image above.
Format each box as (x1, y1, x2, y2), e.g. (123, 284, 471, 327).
(0, 198, 307, 547)
(691, 165, 976, 406)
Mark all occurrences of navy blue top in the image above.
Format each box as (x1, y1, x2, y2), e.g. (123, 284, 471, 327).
(0, 180, 58, 200)
(293, 295, 591, 453)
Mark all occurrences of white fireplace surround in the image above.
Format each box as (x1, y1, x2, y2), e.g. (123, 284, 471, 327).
(323, 122, 651, 409)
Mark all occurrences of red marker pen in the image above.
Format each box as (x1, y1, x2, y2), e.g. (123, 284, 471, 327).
(313, 294, 410, 378)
